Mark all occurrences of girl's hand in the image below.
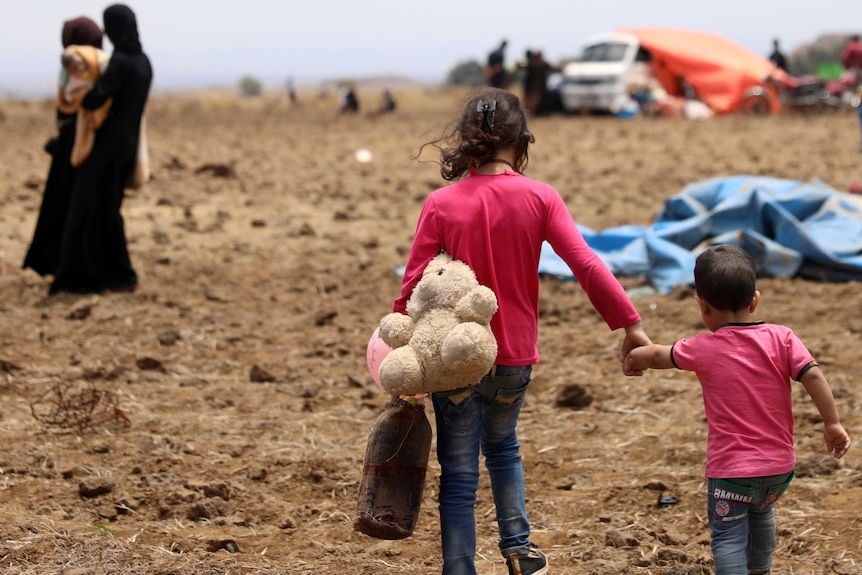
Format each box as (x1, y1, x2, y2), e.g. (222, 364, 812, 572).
(619, 322, 651, 376)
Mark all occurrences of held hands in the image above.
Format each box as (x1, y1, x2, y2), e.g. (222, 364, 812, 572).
(624, 348, 650, 375)
(620, 322, 651, 377)
(824, 423, 851, 459)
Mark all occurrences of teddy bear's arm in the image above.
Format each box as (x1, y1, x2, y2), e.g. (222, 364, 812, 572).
(454, 286, 498, 324)
(378, 313, 415, 348)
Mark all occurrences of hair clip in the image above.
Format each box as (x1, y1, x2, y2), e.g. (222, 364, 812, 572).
(476, 99, 497, 133)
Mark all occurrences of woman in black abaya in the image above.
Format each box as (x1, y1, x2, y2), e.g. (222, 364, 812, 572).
(22, 17, 104, 277)
(50, 4, 152, 295)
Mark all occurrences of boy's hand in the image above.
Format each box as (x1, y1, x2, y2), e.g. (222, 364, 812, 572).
(824, 423, 851, 459)
(624, 350, 648, 374)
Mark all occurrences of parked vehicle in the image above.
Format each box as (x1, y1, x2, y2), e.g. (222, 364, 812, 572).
(742, 71, 861, 115)
(559, 33, 653, 114)
(560, 28, 830, 116)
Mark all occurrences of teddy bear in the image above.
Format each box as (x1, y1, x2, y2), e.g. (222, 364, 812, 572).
(377, 253, 498, 397)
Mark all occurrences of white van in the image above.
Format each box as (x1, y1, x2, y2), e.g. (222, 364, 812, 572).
(559, 33, 653, 113)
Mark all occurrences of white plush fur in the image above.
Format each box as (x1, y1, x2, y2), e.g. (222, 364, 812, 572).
(377, 254, 498, 396)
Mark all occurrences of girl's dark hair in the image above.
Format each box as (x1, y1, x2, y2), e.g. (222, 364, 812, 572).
(421, 88, 535, 181)
(694, 244, 757, 311)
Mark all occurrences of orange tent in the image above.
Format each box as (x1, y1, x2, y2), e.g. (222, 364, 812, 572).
(617, 27, 791, 113)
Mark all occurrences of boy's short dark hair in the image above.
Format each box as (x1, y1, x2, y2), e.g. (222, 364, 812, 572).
(693, 244, 756, 311)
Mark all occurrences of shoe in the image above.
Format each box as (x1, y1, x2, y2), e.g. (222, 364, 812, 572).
(506, 546, 548, 575)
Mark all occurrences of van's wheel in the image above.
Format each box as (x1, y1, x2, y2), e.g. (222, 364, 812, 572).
(741, 88, 772, 116)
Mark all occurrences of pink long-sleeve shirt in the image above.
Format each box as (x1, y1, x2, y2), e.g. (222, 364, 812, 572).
(393, 170, 641, 366)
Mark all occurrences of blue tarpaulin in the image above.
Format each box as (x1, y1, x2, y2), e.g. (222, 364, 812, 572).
(539, 176, 862, 294)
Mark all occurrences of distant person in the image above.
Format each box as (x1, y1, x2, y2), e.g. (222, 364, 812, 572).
(840, 35, 862, 153)
(520, 49, 555, 116)
(375, 89, 396, 114)
(23, 16, 104, 278)
(840, 34, 862, 85)
(768, 38, 789, 73)
(626, 244, 851, 575)
(856, 95, 862, 154)
(338, 84, 360, 113)
(677, 74, 698, 100)
(287, 77, 297, 105)
(50, 4, 152, 295)
(485, 39, 508, 88)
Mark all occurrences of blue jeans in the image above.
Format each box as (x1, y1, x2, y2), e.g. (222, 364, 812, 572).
(431, 365, 533, 575)
(707, 472, 794, 575)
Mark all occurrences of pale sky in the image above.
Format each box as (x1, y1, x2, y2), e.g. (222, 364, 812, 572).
(2, 0, 860, 96)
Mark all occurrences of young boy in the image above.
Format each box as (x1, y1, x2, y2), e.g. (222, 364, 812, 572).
(625, 244, 851, 575)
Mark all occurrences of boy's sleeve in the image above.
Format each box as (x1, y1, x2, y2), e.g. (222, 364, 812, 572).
(669, 338, 696, 371)
(786, 330, 815, 381)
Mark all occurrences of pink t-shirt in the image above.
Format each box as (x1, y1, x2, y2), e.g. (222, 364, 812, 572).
(670, 322, 815, 478)
(393, 170, 641, 365)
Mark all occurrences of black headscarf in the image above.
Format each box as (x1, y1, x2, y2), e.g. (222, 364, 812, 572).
(103, 4, 142, 54)
(61, 16, 103, 49)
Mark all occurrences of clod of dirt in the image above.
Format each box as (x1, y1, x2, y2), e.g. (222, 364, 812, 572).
(136, 356, 165, 372)
(195, 163, 236, 178)
(250, 364, 276, 383)
(555, 383, 594, 409)
(187, 497, 228, 521)
(78, 478, 115, 498)
(0, 359, 20, 372)
(157, 329, 182, 346)
(606, 528, 640, 548)
(314, 310, 338, 326)
(164, 156, 186, 170)
(66, 303, 93, 321)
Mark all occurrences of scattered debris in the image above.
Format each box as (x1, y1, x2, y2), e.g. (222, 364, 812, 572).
(657, 493, 680, 507)
(30, 381, 131, 434)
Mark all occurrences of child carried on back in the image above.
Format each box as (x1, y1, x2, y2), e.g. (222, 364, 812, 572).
(57, 44, 112, 167)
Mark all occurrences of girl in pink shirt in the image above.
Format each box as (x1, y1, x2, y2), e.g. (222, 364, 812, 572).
(626, 244, 850, 575)
(394, 87, 649, 575)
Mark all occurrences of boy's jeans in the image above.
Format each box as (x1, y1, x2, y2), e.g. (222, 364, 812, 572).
(431, 365, 533, 575)
(707, 472, 794, 575)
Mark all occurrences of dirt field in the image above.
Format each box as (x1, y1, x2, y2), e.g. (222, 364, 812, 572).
(0, 89, 860, 575)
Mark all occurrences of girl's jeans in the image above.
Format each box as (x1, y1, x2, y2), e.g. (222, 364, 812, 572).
(707, 472, 794, 575)
(431, 365, 533, 575)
